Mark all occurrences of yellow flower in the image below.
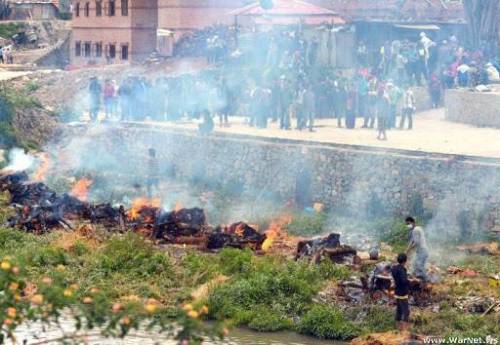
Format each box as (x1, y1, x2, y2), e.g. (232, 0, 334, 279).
(83, 297, 93, 304)
(56, 264, 66, 271)
(8, 282, 19, 291)
(144, 303, 157, 314)
(6, 308, 16, 318)
(31, 294, 44, 305)
(182, 303, 193, 311)
(201, 306, 209, 315)
(70, 284, 79, 290)
(63, 289, 73, 297)
(42, 277, 52, 285)
(14, 294, 21, 302)
(187, 310, 199, 318)
(1, 261, 11, 271)
(89, 287, 100, 294)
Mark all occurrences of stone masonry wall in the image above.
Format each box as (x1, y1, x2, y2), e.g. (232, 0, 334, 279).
(445, 89, 500, 128)
(101, 125, 500, 234)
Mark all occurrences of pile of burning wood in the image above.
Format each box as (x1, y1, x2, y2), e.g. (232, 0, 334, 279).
(0, 171, 358, 259)
(0, 171, 268, 250)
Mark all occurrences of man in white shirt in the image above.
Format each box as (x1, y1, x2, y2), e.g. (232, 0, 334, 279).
(400, 87, 415, 129)
(405, 216, 429, 281)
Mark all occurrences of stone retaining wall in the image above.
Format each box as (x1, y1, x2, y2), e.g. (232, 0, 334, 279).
(92, 125, 500, 234)
(445, 89, 500, 128)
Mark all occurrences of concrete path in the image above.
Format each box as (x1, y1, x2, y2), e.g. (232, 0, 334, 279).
(136, 108, 500, 159)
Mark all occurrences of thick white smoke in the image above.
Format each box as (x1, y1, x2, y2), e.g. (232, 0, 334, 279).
(2, 148, 35, 172)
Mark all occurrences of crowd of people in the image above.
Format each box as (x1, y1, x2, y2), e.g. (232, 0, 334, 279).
(0, 45, 14, 64)
(88, 25, 500, 140)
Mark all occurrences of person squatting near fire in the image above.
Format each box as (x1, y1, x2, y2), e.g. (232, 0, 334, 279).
(392, 253, 411, 332)
(405, 216, 429, 281)
(368, 261, 392, 292)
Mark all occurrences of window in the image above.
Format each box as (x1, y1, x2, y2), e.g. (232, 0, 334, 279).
(75, 41, 81, 56)
(84, 2, 90, 16)
(96, 0, 102, 16)
(75, 2, 80, 16)
(121, 0, 128, 16)
(108, 44, 116, 59)
(121, 44, 129, 60)
(84, 42, 91, 57)
(108, 0, 115, 16)
(95, 42, 103, 57)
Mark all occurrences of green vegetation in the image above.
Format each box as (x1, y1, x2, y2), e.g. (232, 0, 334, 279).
(297, 304, 360, 340)
(0, 84, 43, 150)
(24, 80, 40, 93)
(0, 194, 498, 343)
(375, 218, 409, 252)
(0, 23, 22, 40)
(286, 211, 328, 237)
(412, 309, 498, 338)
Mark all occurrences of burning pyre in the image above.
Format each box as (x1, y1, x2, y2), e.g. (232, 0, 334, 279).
(0, 170, 356, 260)
(0, 171, 270, 251)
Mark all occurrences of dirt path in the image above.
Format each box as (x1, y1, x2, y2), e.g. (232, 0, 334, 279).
(0, 69, 32, 81)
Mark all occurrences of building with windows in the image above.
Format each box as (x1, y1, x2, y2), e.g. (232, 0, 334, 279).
(71, 0, 157, 66)
(71, 0, 250, 66)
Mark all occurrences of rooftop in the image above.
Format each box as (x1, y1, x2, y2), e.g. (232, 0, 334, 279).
(310, 0, 466, 24)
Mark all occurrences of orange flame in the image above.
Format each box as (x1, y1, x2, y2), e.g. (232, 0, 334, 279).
(261, 215, 293, 252)
(33, 153, 50, 182)
(128, 197, 161, 220)
(174, 202, 183, 212)
(71, 178, 93, 201)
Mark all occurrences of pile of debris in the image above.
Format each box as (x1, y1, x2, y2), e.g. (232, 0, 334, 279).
(295, 233, 357, 264)
(0, 171, 367, 258)
(457, 242, 499, 256)
(0, 171, 267, 251)
(1, 171, 115, 233)
(453, 296, 500, 314)
(207, 222, 267, 250)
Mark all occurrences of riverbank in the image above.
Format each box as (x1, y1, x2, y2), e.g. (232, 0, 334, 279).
(1, 191, 498, 344)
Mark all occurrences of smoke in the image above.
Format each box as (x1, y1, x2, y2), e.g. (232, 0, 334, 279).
(2, 148, 35, 172)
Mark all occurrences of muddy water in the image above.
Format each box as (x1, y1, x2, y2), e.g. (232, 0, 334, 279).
(13, 319, 346, 345)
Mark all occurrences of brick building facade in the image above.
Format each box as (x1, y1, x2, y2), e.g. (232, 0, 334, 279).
(71, 0, 248, 66)
(71, 0, 157, 66)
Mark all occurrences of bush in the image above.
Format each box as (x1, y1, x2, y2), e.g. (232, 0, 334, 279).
(0, 227, 35, 251)
(0, 23, 22, 39)
(318, 260, 351, 281)
(96, 233, 173, 278)
(297, 304, 360, 340)
(218, 248, 252, 275)
(358, 306, 395, 333)
(207, 258, 323, 327)
(247, 305, 289, 332)
(182, 251, 220, 286)
(286, 211, 327, 237)
(375, 219, 408, 252)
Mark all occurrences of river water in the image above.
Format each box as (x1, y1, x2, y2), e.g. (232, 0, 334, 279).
(13, 320, 346, 345)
